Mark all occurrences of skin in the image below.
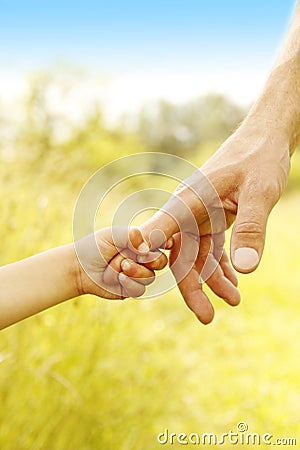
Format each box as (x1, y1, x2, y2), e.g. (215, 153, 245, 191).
(3, 4, 300, 330)
(0, 227, 167, 330)
(138, 1, 300, 324)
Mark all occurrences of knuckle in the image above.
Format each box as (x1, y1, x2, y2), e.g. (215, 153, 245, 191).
(245, 177, 280, 205)
(234, 220, 264, 238)
(259, 181, 278, 200)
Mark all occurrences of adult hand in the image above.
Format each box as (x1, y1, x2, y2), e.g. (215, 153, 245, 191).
(141, 122, 291, 323)
(110, 1, 300, 323)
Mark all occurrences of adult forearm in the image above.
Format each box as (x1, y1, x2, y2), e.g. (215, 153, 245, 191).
(245, 1, 300, 154)
(0, 244, 78, 329)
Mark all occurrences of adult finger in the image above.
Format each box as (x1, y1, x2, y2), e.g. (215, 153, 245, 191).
(197, 235, 240, 307)
(230, 184, 275, 273)
(204, 259, 241, 306)
(219, 250, 238, 287)
(170, 233, 214, 324)
(140, 210, 179, 250)
(209, 233, 238, 286)
(140, 191, 201, 250)
(178, 270, 215, 324)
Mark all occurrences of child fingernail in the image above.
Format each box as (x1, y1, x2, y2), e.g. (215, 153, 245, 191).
(138, 242, 149, 253)
(122, 260, 131, 271)
(137, 254, 148, 263)
(119, 273, 127, 281)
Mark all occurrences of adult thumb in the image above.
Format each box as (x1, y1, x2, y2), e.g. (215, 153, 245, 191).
(230, 189, 272, 274)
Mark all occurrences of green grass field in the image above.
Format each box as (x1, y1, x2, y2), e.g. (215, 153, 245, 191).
(1, 148, 300, 450)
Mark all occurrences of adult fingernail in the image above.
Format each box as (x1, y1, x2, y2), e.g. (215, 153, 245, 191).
(233, 247, 259, 271)
(138, 242, 149, 253)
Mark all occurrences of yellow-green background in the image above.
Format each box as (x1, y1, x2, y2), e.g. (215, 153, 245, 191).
(1, 73, 300, 450)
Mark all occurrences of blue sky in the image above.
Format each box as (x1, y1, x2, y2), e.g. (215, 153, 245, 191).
(0, 0, 297, 112)
(0, 0, 295, 69)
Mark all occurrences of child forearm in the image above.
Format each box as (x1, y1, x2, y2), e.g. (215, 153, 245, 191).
(0, 226, 166, 329)
(0, 244, 78, 330)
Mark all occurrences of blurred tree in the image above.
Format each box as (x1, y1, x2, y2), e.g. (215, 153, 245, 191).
(16, 67, 87, 163)
(23, 73, 55, 159)
(137, 94, 246, 156)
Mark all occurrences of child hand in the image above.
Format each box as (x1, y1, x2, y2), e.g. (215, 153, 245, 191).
(74, 226, 168, 300)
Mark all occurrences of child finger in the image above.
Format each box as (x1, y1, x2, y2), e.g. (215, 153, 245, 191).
(107, 226, 149, 254)
(121, 259, 155, 285)
(128, 227, 150, 254)
(137, 251, 168, 270)
(119, 273, 146, 298)
(103, 253, 124, 285)
(164, 237, 174, 249)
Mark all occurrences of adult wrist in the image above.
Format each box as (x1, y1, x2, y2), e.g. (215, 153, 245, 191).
(244, 63, 300, 154)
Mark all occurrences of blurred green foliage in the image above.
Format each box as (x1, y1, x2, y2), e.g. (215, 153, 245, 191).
(0, 69, 300, 449)
(138, 95, 245, 156)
